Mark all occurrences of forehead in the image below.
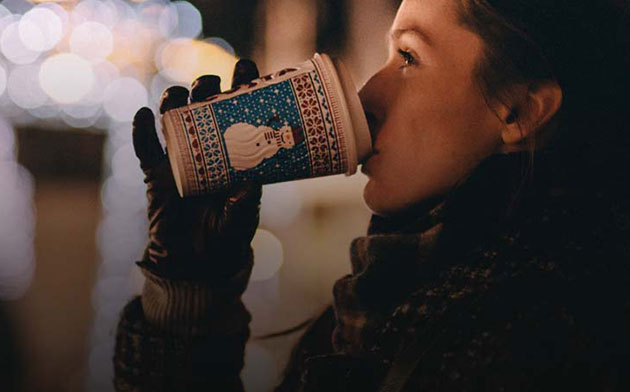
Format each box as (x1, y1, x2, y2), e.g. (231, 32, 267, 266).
(394, 0, 482, 51)
(392, 0, 463, 43)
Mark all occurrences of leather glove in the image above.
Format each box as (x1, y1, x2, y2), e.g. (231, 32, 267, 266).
(132, 59, 263, 280)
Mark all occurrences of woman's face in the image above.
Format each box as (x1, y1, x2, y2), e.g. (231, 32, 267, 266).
(359, 0, 505, 216)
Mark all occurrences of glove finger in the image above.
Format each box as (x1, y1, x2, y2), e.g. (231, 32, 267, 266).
(226, 182, 263, 209)
(159, 85, 189, 114)
(133, 107, 165, 170)
(190, 75, 221, 103)
(223, 182, 263, 235)
(232, 59, 260, 88)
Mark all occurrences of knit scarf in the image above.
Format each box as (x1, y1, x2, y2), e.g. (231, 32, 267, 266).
(285, 149, 630, 392)
(329, 150, 559, 356)
(331, 203, 445, 355)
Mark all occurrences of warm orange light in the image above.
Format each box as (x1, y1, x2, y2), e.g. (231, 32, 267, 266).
(157, 39, 238, 90)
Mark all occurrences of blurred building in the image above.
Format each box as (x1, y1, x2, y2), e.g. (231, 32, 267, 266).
(0, 1, 398, 391)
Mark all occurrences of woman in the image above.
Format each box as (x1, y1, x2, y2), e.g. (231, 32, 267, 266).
(115, 0, 630, 390)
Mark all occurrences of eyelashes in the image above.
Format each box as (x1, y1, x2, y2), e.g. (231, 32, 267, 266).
(397, 49, 418, 68)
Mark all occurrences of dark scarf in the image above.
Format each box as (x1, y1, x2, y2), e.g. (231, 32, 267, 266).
(331, 151, 533, 355)
(279, 148, 630, 392)
(327, 147, 630, 378)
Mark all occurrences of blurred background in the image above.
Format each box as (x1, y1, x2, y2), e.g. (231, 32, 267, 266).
(0, 0, 399, 390)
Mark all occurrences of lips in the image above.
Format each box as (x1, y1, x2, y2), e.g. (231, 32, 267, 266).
(359, 149, 378, 165)
(360, 150, 378, 174)
(360, 110, 380, 167)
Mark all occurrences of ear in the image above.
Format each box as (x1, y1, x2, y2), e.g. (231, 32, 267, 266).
(499, 80, 563, 147)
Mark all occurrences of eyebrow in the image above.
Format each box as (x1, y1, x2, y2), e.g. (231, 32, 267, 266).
(387, 27, 434, 47)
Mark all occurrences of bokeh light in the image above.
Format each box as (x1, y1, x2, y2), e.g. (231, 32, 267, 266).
(0, 5, 11, 20)
(136, 0, 168, 31)
(100, 176, 147, 217)
(60, 110, 100, 129)
(1, 0, 32, 15)
(83, 60, 120, 106)
(157, 39, 237, 90)
(0, 116, 15, 160)
(0, 117, 35, 301)
(260, 182, 303, 229)
(0, 0, 217, 122)
(37, 2, 70, 30)
(0, 11, 18, 32)
(110, 19, 156, 68)
(106, 121, 134, 150)
(62, 102, 101, 120)
(1, 21, 41, 64)
(70, 21, 114, 63)
(0, 63, 6, 97)
(157, 2, 177, 38)
(0, 97, 25, 119)
(19, 7, 63, 52)
(250, 229, 284, 282)
(0, 165, 35, 301)
(71, 0, 120, 27)
(103, 77, 148, 122)
(39, 53, 95, 104)
(171, 1, 202, 39)
(29, 103, 59, 119)
(149, 70, 174, 107)
(110, 144, 144, 187)
(205, 36, 236, 56)
(0, 1, 331, 390)
(8, 64, 48, 109)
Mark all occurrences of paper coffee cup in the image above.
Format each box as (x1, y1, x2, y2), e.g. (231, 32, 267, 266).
(162, 53, 372, 197)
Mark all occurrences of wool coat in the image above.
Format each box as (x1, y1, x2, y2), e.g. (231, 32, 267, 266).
(114, 150, 630, 391)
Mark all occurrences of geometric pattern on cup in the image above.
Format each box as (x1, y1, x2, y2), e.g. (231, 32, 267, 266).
(183, 104, 230, 194)
(309, 58, 350, 176)
(176, 59, 350, 195)
(292, 72, 342, 177)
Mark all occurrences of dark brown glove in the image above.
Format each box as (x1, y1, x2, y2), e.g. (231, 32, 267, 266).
(132, 59, 263, 280)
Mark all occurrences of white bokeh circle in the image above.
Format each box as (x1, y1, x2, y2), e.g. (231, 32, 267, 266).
(8, 64, 48, 109)
(39, 53, 95, 104)
(103, 77, 148, 122)
(172, 1, 202, 38)
(70, 21, 114, 63)
(19, 7, 63, 52)
(1, 21, 40, 64)
(71, 0, 120, 27)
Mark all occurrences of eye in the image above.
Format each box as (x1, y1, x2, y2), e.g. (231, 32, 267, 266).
(397, 49, 417, 68)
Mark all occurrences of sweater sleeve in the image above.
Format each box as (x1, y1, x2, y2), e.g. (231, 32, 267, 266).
(113, 250, 254, 392)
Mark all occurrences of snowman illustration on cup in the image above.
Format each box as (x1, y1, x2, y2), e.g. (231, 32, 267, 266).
(223, 115, 305, 171)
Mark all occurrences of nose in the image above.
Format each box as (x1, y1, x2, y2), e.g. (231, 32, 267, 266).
(358, 71, 388, 149)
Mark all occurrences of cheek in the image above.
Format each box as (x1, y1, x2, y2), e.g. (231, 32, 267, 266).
(362, 93, 501, 215)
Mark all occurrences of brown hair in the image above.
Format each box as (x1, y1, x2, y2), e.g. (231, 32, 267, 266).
(456, 0, 629, 189)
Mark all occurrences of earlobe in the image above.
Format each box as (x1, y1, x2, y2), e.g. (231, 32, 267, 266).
(500, 80, 563, 146)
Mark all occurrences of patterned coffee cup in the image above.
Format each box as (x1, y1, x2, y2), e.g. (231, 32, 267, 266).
(162, 53, 372, 197)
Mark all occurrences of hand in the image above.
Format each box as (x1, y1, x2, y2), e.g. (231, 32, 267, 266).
(132, 60, 263, 280)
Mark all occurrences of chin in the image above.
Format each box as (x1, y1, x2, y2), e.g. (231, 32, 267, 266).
(363, 179, 437, 218)
(362, 180, 402, 217)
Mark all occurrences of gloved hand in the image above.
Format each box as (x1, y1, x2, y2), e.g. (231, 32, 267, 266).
(132, 59, 263, 280)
